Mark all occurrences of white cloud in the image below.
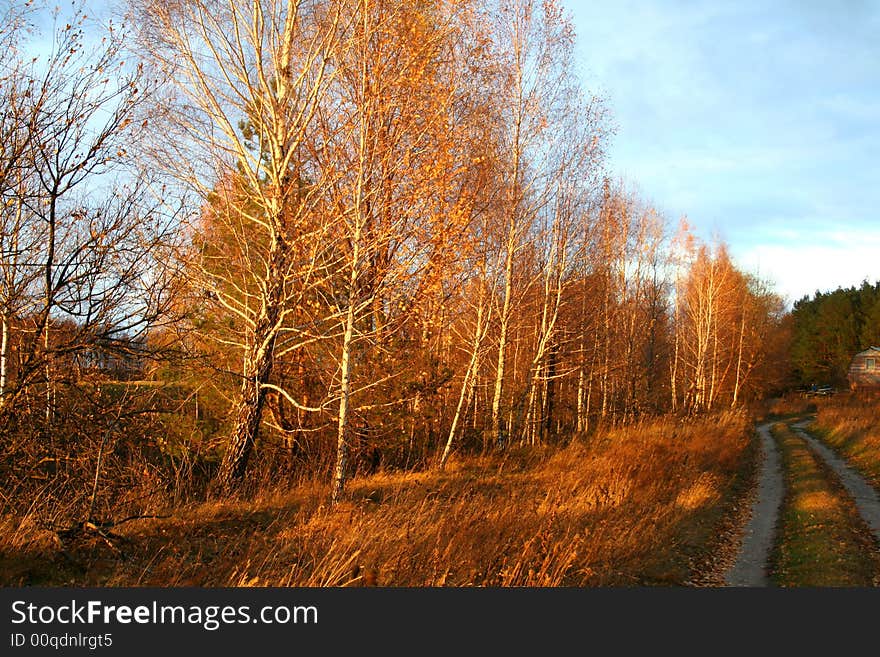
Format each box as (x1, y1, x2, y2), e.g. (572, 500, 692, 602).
(733, 230, 880, 306)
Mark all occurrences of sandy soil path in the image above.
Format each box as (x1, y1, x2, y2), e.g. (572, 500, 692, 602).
(723, 422, 784, 586)
(791, 420, 880, 543)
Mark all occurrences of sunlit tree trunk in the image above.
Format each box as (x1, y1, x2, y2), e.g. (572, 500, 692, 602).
(440, 290, 490, 469)
(332, 233, 360, 503)
(490, 216, 516, 447)
(731, 308, 746, 407)
(216, 234, 288, 491)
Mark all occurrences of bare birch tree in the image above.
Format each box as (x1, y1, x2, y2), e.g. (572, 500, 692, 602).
(325, 0, 474, 501)
(132, 0, 349, 492)
(484, 0, 584, 447)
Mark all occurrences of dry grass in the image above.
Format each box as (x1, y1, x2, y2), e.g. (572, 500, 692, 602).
(809, 391, 880, 488)
(758, 393, 818, 421)
(1, 412, 755, 587)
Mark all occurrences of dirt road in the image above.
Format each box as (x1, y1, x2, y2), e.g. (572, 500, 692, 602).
(791, 420, 880, 543)
(723, 422, 784, 586)
(724, 417, 880, 587)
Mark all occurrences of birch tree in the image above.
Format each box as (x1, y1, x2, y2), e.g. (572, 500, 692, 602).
(485, 0, 585, 447)
(325, 0, 473, 501)
(133, 0, 348, 492)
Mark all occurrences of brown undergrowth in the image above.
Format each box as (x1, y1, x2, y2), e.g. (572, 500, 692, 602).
(1, 412, 754, 587)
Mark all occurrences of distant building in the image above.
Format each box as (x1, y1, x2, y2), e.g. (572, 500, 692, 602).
(71, 337, 147, 382)
(848, 347, 880, 390)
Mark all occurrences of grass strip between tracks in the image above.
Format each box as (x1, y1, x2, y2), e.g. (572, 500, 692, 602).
(768, 422, 880, 587)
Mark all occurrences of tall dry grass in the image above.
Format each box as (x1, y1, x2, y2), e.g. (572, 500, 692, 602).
(1, 412, 755, 587)
(759, 393, 818, 420)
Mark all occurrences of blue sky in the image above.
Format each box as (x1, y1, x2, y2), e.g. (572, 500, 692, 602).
(565, 0, 880, 306)
(24, 1, 878, 306)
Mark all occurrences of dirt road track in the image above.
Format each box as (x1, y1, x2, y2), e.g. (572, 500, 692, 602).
(723, 422, 783, 587)
(791, 420, 880, 543)
(723, 418, 880, 587)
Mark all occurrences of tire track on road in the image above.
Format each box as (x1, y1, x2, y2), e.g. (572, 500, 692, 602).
(724, 422, 784, 587)
(791, 420, 880, 544)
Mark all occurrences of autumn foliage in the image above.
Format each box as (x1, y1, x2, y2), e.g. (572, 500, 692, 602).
(0, 1, 795, 586)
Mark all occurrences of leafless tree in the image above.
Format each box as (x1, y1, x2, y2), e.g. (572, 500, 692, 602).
(0, 4, 176, 427)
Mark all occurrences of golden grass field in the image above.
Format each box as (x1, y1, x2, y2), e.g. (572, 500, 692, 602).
(1, 412, 756, 587)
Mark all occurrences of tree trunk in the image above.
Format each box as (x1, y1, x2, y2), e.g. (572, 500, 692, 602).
(332, 293, 357, 504)
(542, 343, 557, 441)
(440, 299, 487, 469)
(0, 313, 8, 406)
(732, 308, 746, 407)
(214, 339, 275, 493)
(490, 222, 515, 448)
(44, 195, 57, 431)
(214, 237, 285, 494)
